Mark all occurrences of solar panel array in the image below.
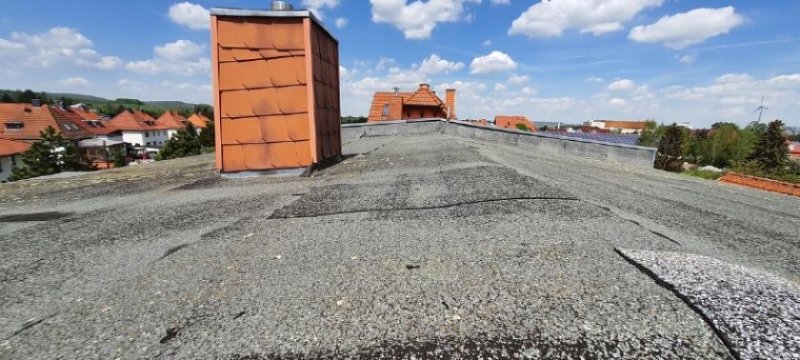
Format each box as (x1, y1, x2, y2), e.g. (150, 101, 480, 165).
(546, 132, 641, 146)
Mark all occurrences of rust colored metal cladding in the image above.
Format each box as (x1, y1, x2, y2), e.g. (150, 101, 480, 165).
(210, 6, 341, 173)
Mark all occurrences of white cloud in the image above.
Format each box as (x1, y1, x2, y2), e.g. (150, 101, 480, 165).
(470, 51, 517, 74)
(629, 7, 743, 49)
(168, 2, 210, 30)
(586, 76, 604, 83)
(127, 40, 209, 76)
(0, 38, 25, 52)
(61, 77, 90, 87)
(482, 39, 492, 47)
(335, 18, 349, 28)
(609, 98, 627, 106)
(507, 74, 529, 84)
(2, 27, 121, 70)
(303, 0, 340, 19)
(370, 0, 480, 39)
(375, 57, 396, 71)
(418, 54, 465, 75)
(607, 78, 635, 91)
(678, 55, 695, 64)
(509, 0, 663, 38)
(491, 0, 510, 4)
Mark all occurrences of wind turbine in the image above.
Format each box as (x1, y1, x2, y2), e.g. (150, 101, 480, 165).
(752, 96, 768, 123)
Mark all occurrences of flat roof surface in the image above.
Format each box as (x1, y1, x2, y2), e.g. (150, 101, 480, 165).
(1, 134, 798, 358)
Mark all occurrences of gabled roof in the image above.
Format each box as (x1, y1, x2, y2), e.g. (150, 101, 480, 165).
(50, 107, 104, 138)
(0, 103, 92, 140)
(186, 114, 210, 129)
(404, 85, 444, 107)
(157, 111, 189, 130)
(495, 115, 536, 131)
(106, 110, 170, 132)
(0, 138, 31, 157)
(70, 106, 106, 122)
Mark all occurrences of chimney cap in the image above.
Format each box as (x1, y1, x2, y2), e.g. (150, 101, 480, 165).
(419, 83, 430, 89)
(271, 0, 293, 10)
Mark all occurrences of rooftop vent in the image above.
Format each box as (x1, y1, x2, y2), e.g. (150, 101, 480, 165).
(31, 99, 42, 107)
(271, 1, 293, 10)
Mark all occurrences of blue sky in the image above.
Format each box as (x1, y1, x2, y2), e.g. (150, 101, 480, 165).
(1, 0, 799, 128)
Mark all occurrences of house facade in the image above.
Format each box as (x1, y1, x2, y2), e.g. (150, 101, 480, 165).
(0, 138, 31, 181)
(588, 120, 647, 134)
(104, 110, 175, 148)
(368, 84, 456, 122)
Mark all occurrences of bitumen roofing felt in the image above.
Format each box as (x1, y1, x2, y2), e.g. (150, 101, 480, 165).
(0, 134, 798, 359)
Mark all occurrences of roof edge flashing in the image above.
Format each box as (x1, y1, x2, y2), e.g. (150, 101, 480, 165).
(209, 7, 338, 42)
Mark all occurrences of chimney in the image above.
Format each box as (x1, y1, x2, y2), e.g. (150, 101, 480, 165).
(211, 4, 341, 173)
(419, 83, 430, 90)
(31, 98, 42, 107)
(393, 87, 400, 96)
(445, 89, 456, 120)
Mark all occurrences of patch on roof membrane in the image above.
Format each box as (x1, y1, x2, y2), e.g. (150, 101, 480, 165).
(0, 212, 72, 222)
(617, 248, 800, 360)
(269, 166, 577, 219)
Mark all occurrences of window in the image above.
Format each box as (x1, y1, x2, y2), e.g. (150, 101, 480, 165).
(145, 132, 150, 137)
(4, 122, 23, 130)
(382, 104, 389, 116)
(146, 142, 151, 146)
(11, 155, 16, 167)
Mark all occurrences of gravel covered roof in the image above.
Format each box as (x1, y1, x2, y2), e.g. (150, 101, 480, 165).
(1, 134, 798, 359)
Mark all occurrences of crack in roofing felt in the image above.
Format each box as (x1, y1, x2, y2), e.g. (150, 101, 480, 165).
(267, 196, 581, 220)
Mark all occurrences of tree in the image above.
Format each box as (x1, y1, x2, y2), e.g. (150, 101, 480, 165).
(111, 147, 127, 168)
(9, 126, 65, 181)
(638, 120, 663, 147)
(61, 143, 91, 171)
(0, 94, 13, 103)
(749, 119, 789, 172)
(160, 123, 201, 160)
(655, 123, 684, 172)
(199, 121, 215, 150)
(515, 123, 530, 131)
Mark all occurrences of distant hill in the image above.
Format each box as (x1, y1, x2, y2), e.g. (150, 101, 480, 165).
(144, 101, 198, 110)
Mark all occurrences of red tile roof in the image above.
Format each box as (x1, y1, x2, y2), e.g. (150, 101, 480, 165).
(158, 111, 189, 130)
(0, 103, 93, 140)
(495, 115, 536, 131)
(106, 110, 182, 132)
(186, 114, 210, 129)
(367, 84, 450, 122)
(0, 138, 31, 157)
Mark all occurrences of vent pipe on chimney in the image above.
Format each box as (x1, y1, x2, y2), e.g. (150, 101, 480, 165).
(271, 1, 293, 10)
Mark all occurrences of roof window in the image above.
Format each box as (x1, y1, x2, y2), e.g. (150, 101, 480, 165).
(4, 122, 24, 130)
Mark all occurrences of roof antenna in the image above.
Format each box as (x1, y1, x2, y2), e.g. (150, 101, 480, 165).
(393, 87, 399, 96)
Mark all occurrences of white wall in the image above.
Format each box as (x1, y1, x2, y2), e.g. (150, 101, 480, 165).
(121, 130, 170, 147)
(0, 155, 20, 182)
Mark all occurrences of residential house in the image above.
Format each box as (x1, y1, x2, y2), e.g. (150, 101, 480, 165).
(0, 102, 95, 179)
(0, 138, 31, 181)
(104, 110, 175, 148)
(368, 84, 456, 122)
(186, 113, 211, 135)
(588, 120, 647, 134)
(158, 111, 191, 138)
(495, 115, 536, 131)
(0, 102, 93, 142)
